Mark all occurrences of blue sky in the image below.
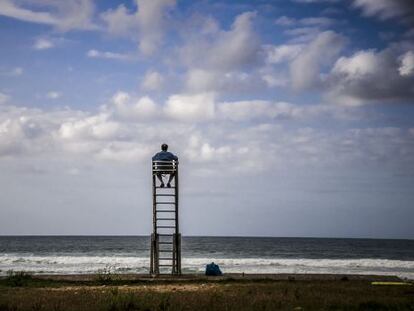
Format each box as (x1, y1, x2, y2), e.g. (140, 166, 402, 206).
(0, 0, 414, 238)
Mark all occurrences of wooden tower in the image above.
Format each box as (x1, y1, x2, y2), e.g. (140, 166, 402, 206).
(150, 160, 181, 275)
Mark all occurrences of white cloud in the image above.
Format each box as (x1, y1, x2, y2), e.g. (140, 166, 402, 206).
(164, 93, 215, 122)
(327, 47, 414, 104)
(184, 69, 217, 92)
(179, 12, 259, 72)
(0, 106, 76, 157)
(284, 26, 325, 43)
(0, 92, 413, 176)
(217, 100, 361, 121)
(46, 92, 61, 100)
(107, 92, 358, 124)
(185, 134, 232, 164)
(261, 71, 289, 88)
(265, 44, 303, 64)
(87, 49, 132, 61)
(199, 17, 220, 35)
(34, 38, 54, 50)
(399, 51, 414, 76)
(101, 0, 176, 55)
(0, 0, 56, 25)
(59, 114, 120, 141)
(96, 142, 151, 163)
(111, 92, 158, 120)
(0, 0, 98, 31)
(112, 91, 130, 107)
(332, 50, 381, 76)
(0, 118, 25, 156)
(275, 16, 296, 26)
(300, 17, 336, 27)
(352, 0, 414, 22)
(136, 0, 176, 55)
(100, 4, 138, 37)
(178, 12, 261, 94)
(141, 70, 164, 91)
(275, 15, 340, 46)
(290, 31, 345, 90)
(218, 100, 302, 121)
(275, 15, 336, 28)
(184, 69, 258, 93)
(192, 12, 259, 71)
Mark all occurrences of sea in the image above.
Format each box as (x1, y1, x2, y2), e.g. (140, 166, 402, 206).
(0, 236, 413, 280)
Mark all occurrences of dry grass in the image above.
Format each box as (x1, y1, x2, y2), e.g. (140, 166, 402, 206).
(0, 276, 413, 311)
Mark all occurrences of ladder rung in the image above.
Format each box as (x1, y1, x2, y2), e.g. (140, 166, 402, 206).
(159, 258, 173, 260)
(159, 249, 173, 252)
(156, 210, 175, 212)
(158, 234, 174, 236)
(156, 202, 176, 205)
(158, 242, 173, 245)
(159, 264, 173, 267)
(157, 218, 175, 220)
(156, 186, 176, 189)
(156, 194, 175, 197)
(157, 226, 175, 228)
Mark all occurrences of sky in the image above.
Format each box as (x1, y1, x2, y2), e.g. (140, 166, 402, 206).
(0, 0, 414, 238)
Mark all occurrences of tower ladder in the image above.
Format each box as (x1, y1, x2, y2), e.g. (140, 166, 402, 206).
(150, 160, 181, 275)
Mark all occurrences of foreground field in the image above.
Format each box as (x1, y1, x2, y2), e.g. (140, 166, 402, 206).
(0, 274, 413, 311)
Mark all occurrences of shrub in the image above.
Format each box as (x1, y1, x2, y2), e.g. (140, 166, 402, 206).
(96, 265, 118, 285)
(5, 270, 33, 287)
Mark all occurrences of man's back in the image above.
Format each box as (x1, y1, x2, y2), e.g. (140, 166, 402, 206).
(152, 150, 178, 161)
(152, 144, 178, 188)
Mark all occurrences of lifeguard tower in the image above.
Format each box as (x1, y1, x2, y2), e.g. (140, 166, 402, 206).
(150, 160, 181, 275)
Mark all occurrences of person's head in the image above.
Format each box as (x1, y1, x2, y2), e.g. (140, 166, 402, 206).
(161, 143, 168, 151)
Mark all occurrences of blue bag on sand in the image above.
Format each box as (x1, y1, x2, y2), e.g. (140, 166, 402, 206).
(205, 262, 222, 276)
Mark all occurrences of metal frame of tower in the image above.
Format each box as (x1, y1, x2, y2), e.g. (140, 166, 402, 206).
(150, 160, 181, 275)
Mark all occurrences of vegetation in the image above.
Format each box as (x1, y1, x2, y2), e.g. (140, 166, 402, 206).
(0, 275, 413, 310)
(96, 265, 120, 285)
(4, 270, 33, 287)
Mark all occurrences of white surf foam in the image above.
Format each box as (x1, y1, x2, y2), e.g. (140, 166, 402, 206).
(1, 254, 413, 279)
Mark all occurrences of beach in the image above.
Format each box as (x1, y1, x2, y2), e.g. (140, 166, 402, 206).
(1, 236, 413, 309)
(1, 273, 413, 310)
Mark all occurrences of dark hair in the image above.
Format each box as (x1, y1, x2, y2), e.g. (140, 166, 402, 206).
(161, 143, 168, 151)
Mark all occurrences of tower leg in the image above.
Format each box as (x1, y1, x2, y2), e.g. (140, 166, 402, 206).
(151, 172, 157, 276)
(177, 233, 181, 275)
(150, 233, 155, 275)
(172, 233, 177, 275)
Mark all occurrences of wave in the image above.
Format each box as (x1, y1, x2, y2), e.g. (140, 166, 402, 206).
(1, 254, 413, 279)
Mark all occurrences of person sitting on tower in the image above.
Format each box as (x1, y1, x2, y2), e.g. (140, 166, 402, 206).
(152, 143, 178, 188)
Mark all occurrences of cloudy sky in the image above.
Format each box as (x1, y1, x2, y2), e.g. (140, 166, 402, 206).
(0, 0, 414, 238)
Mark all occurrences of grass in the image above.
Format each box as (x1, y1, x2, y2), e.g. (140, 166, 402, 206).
(4, 270, 33, 287)
(95, 265, 121, 285)
(0, 275, 413, 311)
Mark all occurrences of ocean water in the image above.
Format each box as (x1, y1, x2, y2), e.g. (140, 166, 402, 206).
(0, 236, 413, 280)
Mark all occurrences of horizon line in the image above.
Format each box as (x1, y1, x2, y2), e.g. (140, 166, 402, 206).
(0, 234, 413, 241)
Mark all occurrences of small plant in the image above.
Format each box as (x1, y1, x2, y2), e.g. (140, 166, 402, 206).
(96, 265, 118, 285)
(5, 270, 33, 287)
